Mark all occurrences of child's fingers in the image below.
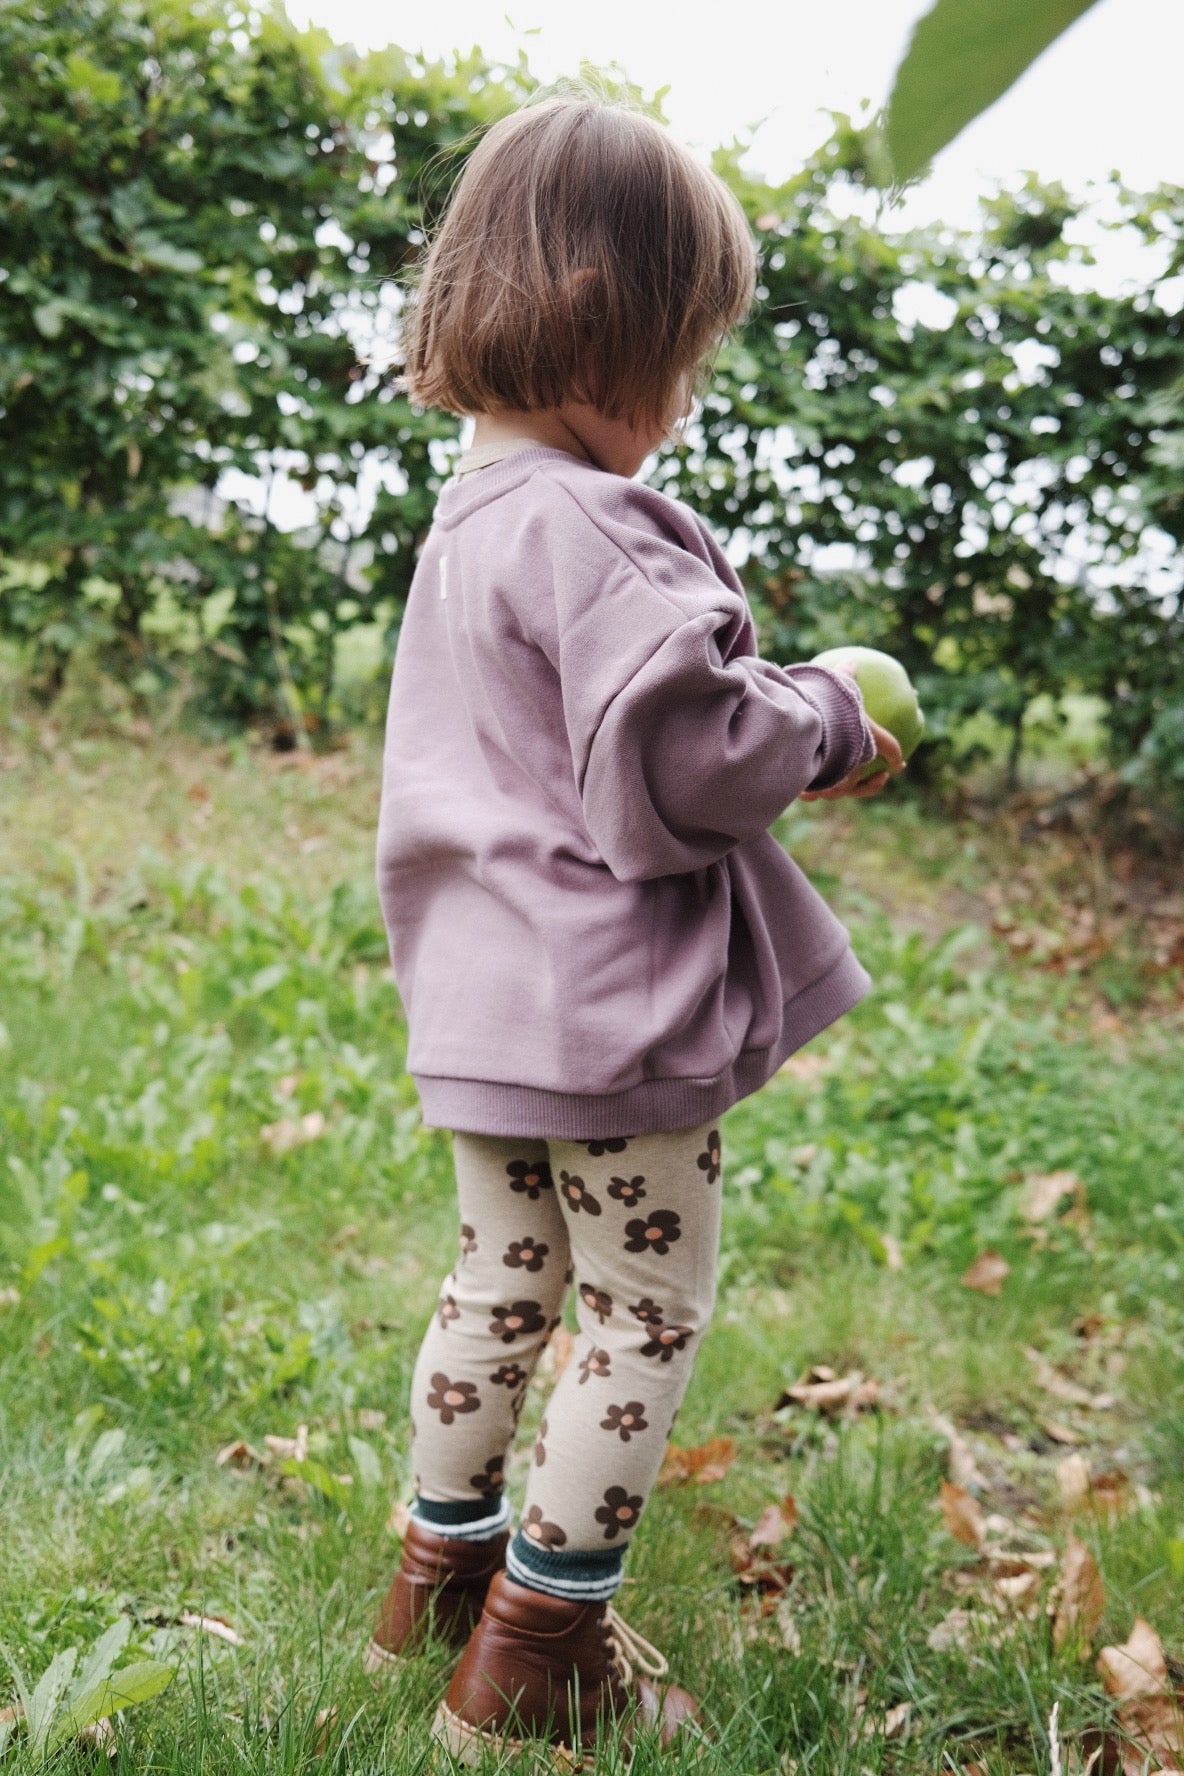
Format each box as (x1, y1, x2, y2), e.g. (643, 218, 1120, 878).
(868, 720, 905, 773)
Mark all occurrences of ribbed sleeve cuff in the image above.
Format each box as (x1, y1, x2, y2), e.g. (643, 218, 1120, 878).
(783, 665, 877, 791)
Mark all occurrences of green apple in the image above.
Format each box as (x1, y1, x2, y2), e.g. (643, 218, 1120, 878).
(810, 645, 925, 782)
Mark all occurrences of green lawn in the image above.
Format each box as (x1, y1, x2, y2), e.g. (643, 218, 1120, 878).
(1, 723, 1183, 1775)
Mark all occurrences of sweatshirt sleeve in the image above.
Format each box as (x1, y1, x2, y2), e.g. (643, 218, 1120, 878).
(553, 486, 876, 884)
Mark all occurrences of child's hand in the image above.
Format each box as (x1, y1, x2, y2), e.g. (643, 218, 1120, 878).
(799, 663, 906, 802)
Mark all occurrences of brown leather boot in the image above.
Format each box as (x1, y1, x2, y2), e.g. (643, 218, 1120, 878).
(362, 1520, 509, 1675)
(433, 1570, 701, 1762)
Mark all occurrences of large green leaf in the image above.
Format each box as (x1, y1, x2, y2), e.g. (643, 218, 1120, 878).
(47, 1662, 175, 1752)
(883, 0, 1102, 182)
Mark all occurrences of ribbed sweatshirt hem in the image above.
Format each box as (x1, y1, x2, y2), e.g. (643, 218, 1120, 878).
(412, 943, 871, 1139)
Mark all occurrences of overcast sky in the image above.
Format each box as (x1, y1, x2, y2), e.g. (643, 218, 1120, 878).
(287, 0, 1183, 298)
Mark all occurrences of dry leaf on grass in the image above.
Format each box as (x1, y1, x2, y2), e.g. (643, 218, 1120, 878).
(1058, 1452, 1092, 1512)
(882, 1234, 904, 1271)
(179, 1612, 243, 1646)
(1098, 1618, 1169, 1699)
(264, 1425, 309, 1463)
(1053, 1533, 1105, 1650)
(215, 1439, 266, 1471)
(928, 1407, 987, 1491)
(775, 1369, 880, 1415)
(1095, 1620, 1184, 1776)
(386, 1500, 412, 1538)
(961, 1251, 1009, 1296)
(1042, 1418, 1083, 1446)
(927, 1608, 976, 1652)
(660, 1435, 737, 1487)
(750, 1494, 799, 1547)
(939, 1481, 986, 1550)
(1023, 1170, 1086, 1226)
(260, 1111, 326, 1155)
(1091, 1470, 1132, 1524)
(1025, 1348, 1115, 1410)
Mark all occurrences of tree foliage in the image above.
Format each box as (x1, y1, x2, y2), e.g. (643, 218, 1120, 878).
(1, 0, 1183, 795)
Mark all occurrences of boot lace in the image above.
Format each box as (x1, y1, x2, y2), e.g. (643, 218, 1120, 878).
(602, 1607, 669, 1686)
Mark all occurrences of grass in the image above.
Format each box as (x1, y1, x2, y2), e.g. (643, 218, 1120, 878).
(1, 714, 1183, 1775)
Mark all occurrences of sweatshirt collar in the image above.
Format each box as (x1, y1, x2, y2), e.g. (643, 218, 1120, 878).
(433, 445, 604, 528)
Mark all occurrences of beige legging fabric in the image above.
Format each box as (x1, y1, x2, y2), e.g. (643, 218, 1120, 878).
(409, 1120, 723, 1555)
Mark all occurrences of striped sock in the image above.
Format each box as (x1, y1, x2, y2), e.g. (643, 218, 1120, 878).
(410, 1493, 511, 1542)
(506, 1529, 625, 1602)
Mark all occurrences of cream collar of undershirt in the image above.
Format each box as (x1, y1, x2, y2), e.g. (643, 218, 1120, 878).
(452, 436, 594, 479)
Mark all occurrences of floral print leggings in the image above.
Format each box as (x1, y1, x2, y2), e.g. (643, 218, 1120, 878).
(410, 1119, 723, 1556)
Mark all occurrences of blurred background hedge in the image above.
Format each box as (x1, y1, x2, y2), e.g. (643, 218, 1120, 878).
(2, 0, 1182, 807)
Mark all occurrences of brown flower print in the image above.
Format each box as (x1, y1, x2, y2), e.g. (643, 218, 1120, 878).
(595, 1485, 643, 1540)
(624, 1209, 682, 1256)
(607, 1174, 647, 1206)
(427, 1373, 480, 1426)
(579, 1284, 613, 1324)
(641, 1322, 694, 1362)
(469, 1455, 505, 1495)
(563, 1265, 575, 1286)
(506, 1157, 554, 1201)
(489, 1300, 546, 1343)
(558, 1170, 602, 1216)
(491, 1361, 527, 1388)
(534, 1415, 548, 1466)
(628, 1296, 665, 1328)
(510, 1383, 528, 1425)
(458, 1222, 478, 1261)
(585, 1137, 629, 1157)
(521, 1504, 567, 1550)
(436, 1293, 460, 1330)
(503, 1236, 549, 1273)
(578, 1347, 612, 1385)
(696, 1129, 722, 1184)
(600, 1401, 649, 1443)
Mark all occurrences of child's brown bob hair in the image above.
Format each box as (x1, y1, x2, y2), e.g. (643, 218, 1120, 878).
(400, 92, 757, 433)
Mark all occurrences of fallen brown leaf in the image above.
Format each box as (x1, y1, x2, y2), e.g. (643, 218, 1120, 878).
(264, 1424, 309, 1463)
(1098, 1617, 1169, 1700)
(1091, 1470, 1131, 1524)
(961, 1251, 1009, 1296)
(179, 1611, 243, 1646)
(260, 1111, 326, 1155)
(1025, 1348, 1113, 1410)
(660, 1435, 737, 1487)
(1053, 1533, 1105, 1650)
(1042, 1418, 1083, 1446)
(1058, 1452, 1092, 1513)
(927, 1608, 975, 1652)
(215, 1439, 266, 1470)
(939, 1481, 986, 1551)
(1118, 1694, 1184, 1774)
(750, 1494, 798, 1548)
(386, 1500, 412, 1538)
(1023, 1170, 1085, 1225)
(928, 1407, 987, 1491)
(775, 1371, 880, 1415)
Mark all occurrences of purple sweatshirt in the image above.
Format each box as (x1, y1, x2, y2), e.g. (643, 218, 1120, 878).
(376, 446, 877, 1140)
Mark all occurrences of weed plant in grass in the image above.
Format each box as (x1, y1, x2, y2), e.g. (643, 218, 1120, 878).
(1, 737, 1183, 1773)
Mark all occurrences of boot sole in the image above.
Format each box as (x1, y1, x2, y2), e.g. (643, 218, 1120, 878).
(361, 1638, 406, 1678)
(432, 1702, 578, 1770)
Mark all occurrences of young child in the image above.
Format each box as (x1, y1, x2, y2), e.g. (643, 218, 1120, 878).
(367, 90, 903, 1761)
